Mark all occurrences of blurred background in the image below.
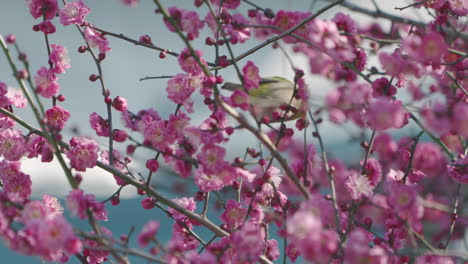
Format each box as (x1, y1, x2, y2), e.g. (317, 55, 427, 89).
(0, 0, 432, 262)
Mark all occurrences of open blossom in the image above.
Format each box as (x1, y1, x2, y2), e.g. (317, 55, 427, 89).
(210, 0, 240, 9)
(34, 66, 60, 98)
(0, 129, 27, 161)
(89, 112, 110, 137)
(166, 73, 196, 112)
(137, 220, 160, 247)
(196, 144, 226, 173)
(220, 200, 247, 230)
(0, 160, 31, 203)
(345, 172, 374, 200)
(66, 137, 99, 171)
(178, 48, 207, 74)
(225, 14, 251, 44)
(49, 44, 70, 74)
(67, 189, 108, 221)
(364, 98, 408, 130)
(403, 31, 448, 65)
(164, 7, 204, 40)
(242, 61, 260, 90)
(27, 0, 58, 20)
(167, 197, 197, 225)
(230, 89, 250, 110)
(59, 0, 90, 26)
(45, 105, 70, 131)
(144, 120, 176, 150)
(344, 229, 388, 264)
(230, 221, 265, 263)
(84, 27, 111, 53)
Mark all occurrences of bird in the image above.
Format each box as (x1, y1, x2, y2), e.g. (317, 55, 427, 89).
(221, 76, 306, 123)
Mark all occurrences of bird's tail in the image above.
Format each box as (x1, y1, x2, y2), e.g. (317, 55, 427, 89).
(221, 82, 243, 91)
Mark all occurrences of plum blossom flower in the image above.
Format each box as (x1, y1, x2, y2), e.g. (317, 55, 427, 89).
(138, 220, 160, 247)
(345, 172, 374, 200)
(67, 189, 108, 221)
(210, 0, 240, 9)
(242, 61, 260, 90)
(220, 200, 247, 230)
(177, 48, 207, 74)
(34, 66, 60, 98)
(84, 27, 111, 53)
(0, 129, 27, 161)
(447, 157, 468, 184)
(27, 0, 58, 20)
(59, 0, 90, 26)
(49, 44, 70, 74)
(164, 7, 204, 40)
(364, 98, 408, 130)
(66, 137, 99, 172)
(229, 89, 250, 110)
(120, 0, 139, 7)
(89, 112, 110, 137)
(45, 105, 70, 131)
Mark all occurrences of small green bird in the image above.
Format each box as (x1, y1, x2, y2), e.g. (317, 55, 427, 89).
(222, 77, 306, 122)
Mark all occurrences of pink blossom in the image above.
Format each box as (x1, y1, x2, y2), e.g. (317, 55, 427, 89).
(404, 31, 448, 66)
(449, 0, 468, 15)
(0, 129, 26, 161)
(38, 20, 56, 34)
(412, 143, 446, 177)
(209, 0, 240, 9)
(27, 0, 58, 20)
(167, 112, 190, 138)
(144, 120, 176, 150)
(344, 229, 388, 264)
(137, 220, 160, 247)
(34, 66, 60, 98)
(194, 167, 225, 192)
(45, 105, 70, 131)
(66, 189, 108, 221)
(387, 182, 420, 220)
(49, 44, 70, 74)
(372, 77, 397, 98)
(345, 172, 374, 200)
(164, 7, 204, 40)
(37, 215, 78, 253)
(415, 254, 454, 264)
(196, 144, 226, 173)
(66, 137, 99, 172)
(177, 48, 206, 75)
(447, 157, 468, 184)
(332, 12, 357, 34)
(220, 200, 247, 230)
(89, 112, 110, 137)
(230, 221, 265, 263)
(242, 61, 260, 90)
(59, 0, 90, 26)
(452, 101, 468, 138)
(166, 73, 195, 112)
(225, 14, 251, 44)
(111, 96, 127, 112)
(84, 27, 111, 53)
(0, 161, 31, 203)
(167, 197, 197, 225)
(229, 87, 249, 111)
(120, 0, 139, 7)
(364, 98, 408, 130)
(363, 158, 382, 185)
